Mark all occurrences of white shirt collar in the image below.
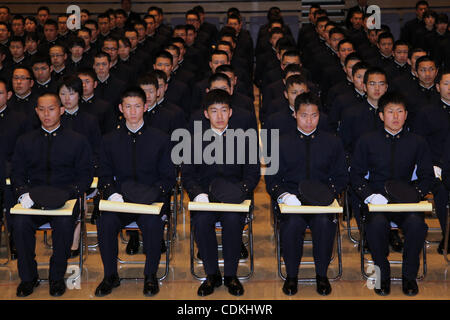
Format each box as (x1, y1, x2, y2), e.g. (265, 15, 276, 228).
(420, 83, 434, 90)
(385, 127, 402, 136)
(13, 56, 25, 63)
(0, 105, 6, 113)
(211, 125, 228, 136)
(157, 97, 165, 105)
(98, 74, 110, 83)
(355, 88, 365, 96)
(83, 94, 94, 102)
(126, 121, 144, 133)
(15, 91, 31, 100)
(54, 65, 65, 73)
(367, 99, 378, 109)
(442, 98, 450, 107)
(42, 124, 60, 133)
(65, 106, 79, 115)
(297, 127, 316, 136)
(37, 78, 51, 86)
(147, 102, 157, 112)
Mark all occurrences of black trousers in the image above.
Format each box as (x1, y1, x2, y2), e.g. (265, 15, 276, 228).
(13, 213, 76, 282)
(280, 213, 336, 278)
(97, 211, 165, 277)
(192, 211, 246, 277)
(365, 212, 427, 281)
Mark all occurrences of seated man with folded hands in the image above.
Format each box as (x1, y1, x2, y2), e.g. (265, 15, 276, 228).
(11, 92, 93, 297)
(182, 89, 260, 297)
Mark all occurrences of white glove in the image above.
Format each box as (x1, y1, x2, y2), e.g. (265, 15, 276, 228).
(433, 166, 442, 179)
(108, 193, 124, 202)
(365, 193, 389, 205)
(282, 193, 302, 206)
(194, 193, 209, 203)
(19, 193, 34, 209)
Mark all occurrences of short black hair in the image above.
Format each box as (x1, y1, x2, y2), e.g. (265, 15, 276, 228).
(9, 36, 25, 46)
(415, 55, 436, 71)
(78, 27, 92, 37)
(37, 6, 50, 14)
(393, 40, 409, 51)
(37, 92, 62, 107)
(203, 89, 231, 110)
(437, 69, 450, 83)
(283, 64, 302, 78)
(25, 31, 39, 42)
(329, 27, 345, 38)
(94, 51, 111, 63)
(285, 74, 307, 91)
(154, 50, 173, 64)
(378, 91, 407, 113)
(12, 65, 34, 80)
(118, 36, 131, 47)
(85, 19, 98, 29)
(408, 47, 427, 59)
(136, 73, 158, 89)
(58, 75, 83, 99)
(208, 73, 231, 88)
(77, 67, 97, 81)
(152, 69, 167, 83)
(210, 49, 229, 61)
(378, 32, 394, 43)
(215, 64, 235, 76)
(337, 39, 354, 51)
(352, 62, 370, 77)
(31, 53, 51, 67)
(363, 67, 387, 84)
(415, 0, 429, 9)
(69, 37, 86, 49)
(121, 86, 147, 104)
(43, 19, 58, 28)
(294, 92, 321, 112)
(344, 52, 362, 67)
(0, 77, 11, 91)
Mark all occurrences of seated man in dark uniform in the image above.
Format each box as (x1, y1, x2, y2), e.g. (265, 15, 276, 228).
(94, 87, 176, 297)
(182, 89, 260, 297)
(350, 92, 434, 296)
(11, 92, 93, 297)
(266, 92, 348, 296)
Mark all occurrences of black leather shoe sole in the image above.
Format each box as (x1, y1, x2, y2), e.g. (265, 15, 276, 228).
(49, 280, 66, 297)
(95, 277, 120, 297)
(144, 283, 160, 297)
(16, 278, 40, 297)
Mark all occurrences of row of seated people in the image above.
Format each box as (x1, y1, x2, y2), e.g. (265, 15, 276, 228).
(1, 86, 450, 299)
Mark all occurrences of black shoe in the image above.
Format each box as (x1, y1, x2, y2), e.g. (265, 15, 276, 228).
(16, 278, 39, 297)
(49, 279, 66, 297)
(240, 242, 249, 259)
(70, 248, 80, 258)
(9, 238, 17, 260)
(282, 276, 298, 296)
(389, 229, 403, 253)
(126, 231, 140, 255)
(224, 276, 244, 296)
(437, 238, 450, 255)
(95, 274, 121, 297)
(161, 239, 167, 254)
(316, 275, 332, 296)
(402, 277, 418, 296)
(143, 274, 159, 297)
(374, 279, 391, 296)
(197, 271, 222, 297)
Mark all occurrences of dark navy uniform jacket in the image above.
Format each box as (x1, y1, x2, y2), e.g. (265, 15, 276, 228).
(350, 128, 434, 201)
(265, 129, 348, 201)
(98, 123, 176, 201)
(11, 126, 93, 200)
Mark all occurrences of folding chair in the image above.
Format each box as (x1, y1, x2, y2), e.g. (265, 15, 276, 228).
(99, 198, 172, 282)
(275, 200, 343, 282)
(344, 189, 361, 245)
(360, 201, 431, 281)
(444, 199, 450, 264)
(188, 199, 254, 281)
(10, 197, 86, 282)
